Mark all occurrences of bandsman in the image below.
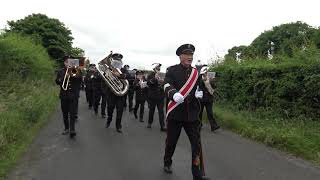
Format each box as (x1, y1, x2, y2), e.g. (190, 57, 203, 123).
(163, 44, 211, 180)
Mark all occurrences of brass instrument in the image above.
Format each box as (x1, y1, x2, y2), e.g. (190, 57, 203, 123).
(152, 63, 164, 84)
(200, 66, 215, 95)
(137, 75, 147, 89)
(96, 51, 129, 96)
(61, 58, 84, 91)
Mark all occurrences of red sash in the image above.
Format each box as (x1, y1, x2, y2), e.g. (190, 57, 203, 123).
(166, 67, 198, 117)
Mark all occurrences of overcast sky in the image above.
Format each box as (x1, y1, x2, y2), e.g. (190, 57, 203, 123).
(1, 0, 319, 71)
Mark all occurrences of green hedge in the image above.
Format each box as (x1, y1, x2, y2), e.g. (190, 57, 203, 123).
(0, 33, 54, 79)
(0, 33, 58, 179)
(213, 51, 320, 120)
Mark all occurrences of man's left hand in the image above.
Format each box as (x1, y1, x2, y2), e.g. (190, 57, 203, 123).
(195, 86, 203, 99)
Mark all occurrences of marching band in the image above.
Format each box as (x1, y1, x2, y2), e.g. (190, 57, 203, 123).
(55, 44, 215, 180)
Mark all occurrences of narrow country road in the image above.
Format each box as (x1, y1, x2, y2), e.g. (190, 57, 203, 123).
(7, 91, 320, 180)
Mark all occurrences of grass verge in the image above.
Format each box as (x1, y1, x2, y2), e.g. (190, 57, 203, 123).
(0, 77, 59, 180)
(213, 103, 320, 165)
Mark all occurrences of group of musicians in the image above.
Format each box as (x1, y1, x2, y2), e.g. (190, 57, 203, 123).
(55, 44, 218, 180)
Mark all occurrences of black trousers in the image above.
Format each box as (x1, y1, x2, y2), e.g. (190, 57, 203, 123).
(164, 119, 203, 177)
(85, 88, 94, 107)
(128, 90, 134, 110)
(199, 101, 218, 129)
(134, 100, 145, 120)
(148, 99, 165, 128)
(93, 90, 107, 115)
(60, 98, 78, 131)
(75, 97, 79, 120)
(107, 94, 126, 129)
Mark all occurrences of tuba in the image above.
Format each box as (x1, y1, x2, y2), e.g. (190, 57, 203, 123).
(96, 51, 129, 96)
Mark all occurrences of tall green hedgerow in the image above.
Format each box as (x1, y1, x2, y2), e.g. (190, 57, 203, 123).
(0, 32, 55, 79)
(212, 48, 320, 120)
(0, 33, 58, 179)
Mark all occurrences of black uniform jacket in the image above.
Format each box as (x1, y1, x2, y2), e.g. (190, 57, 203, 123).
(164, 63, 201, 122)
(127, 73, 135, 92)
(147, 71, 165, 100)
(56, 68, 82, 99)
(84, 71, 94, 90)
(133, 79, 148, 101)
(91, 72, 109, 95)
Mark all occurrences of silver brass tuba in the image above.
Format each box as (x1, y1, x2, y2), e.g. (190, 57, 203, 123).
(96, 51, 129, 96)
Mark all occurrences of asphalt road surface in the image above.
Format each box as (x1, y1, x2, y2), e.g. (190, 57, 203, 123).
(7, 92, 320, 180)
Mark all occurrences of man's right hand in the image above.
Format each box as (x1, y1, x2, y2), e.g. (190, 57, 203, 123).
(173, 93, 184, 104)
(112, 69, 121, 77)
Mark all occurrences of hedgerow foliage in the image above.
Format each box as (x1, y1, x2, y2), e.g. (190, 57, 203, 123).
(212, 47, 320, 120)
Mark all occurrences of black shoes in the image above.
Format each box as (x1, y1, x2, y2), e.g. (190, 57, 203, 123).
(62, 129, 69, 135)
(116, 129, 122, 133)
(102, 114, 106, 118)
(105, 122, 111, 128)
(160, 127, 167, 132)
(134, 111, 138, 119)
(69, 130, 76, 138)
(94, 110, 98, 115)
(163, 166, 173, 174)
(147, 124, 151, 128)
(211, 125, 220, 132)
(139, 118, 144, 122)
(193, 176, 211, 180)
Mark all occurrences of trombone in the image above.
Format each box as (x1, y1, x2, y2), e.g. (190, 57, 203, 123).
(61, 58, 84, 91)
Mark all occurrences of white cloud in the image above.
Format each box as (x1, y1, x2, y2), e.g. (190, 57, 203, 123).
(1, 0, 320, 71)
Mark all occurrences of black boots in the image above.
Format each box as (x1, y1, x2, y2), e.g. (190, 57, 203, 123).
(163, 166, 211, 180)
(163, 166, 173, 174)
(62, 129, 69, 135)
(69, 130, 76, 138)
(134, 111, 138, 119)
(193, 176, 211, 180)
(105, 121, 111, 128)
(211, 125, 220, 132)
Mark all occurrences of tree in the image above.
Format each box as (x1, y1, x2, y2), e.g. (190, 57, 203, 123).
(311, 29, 320, 49)
(6, 13, 74, 60)
(250, 21, 317, 57)
(225, 21, 320, 61)
(70, 47, 85, 57)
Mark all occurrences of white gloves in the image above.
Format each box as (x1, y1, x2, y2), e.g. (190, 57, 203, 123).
(173, 93, 184, 104)
(173, 86, 202, 103)
(140, 81, 147, 88)
(195, 86, 203, 99)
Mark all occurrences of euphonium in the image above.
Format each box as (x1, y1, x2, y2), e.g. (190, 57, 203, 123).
(96, 51, 129, 96)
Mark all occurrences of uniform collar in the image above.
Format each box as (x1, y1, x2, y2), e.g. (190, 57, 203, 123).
(179, 63, 192, 70)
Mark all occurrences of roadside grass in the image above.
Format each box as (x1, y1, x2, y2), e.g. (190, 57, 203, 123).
(210, 103, 320, 165)
(0, 77, 58, 180)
